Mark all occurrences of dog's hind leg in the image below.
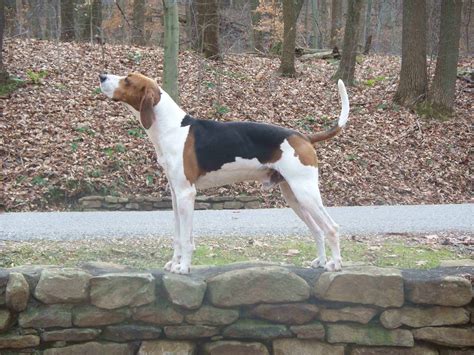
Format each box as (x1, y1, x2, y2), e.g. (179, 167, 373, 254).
(279, 181, 327, 268)
(284, 176, 342, 271)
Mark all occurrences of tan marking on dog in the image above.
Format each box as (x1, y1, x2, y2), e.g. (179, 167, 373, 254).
(112, 73, 161, 129)
(183, 128, 204, 184)
(288, 134, 318, 167)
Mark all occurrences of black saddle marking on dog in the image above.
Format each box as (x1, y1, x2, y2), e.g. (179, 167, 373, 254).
(181, 114, 295, 172)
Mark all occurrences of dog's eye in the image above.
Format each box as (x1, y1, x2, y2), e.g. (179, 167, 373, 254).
(124, 78, 130, 85)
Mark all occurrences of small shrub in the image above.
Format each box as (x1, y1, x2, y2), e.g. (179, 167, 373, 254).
(363, 76, 386, 87)
(32, 176, 47, 186)
(297, 116, 316, 132)
(128, 127, 146, 138)
(26, 69, 48, 85)
(203, 81, 216, 89)
(127, 51, 143, 64)
(75, 126, 96, 136)
(214, 103, 230, 115)
(45, 187, 65, 203)
(146, 175, 154, 186)
(346, 154, 358, 161)
(115, 144, 126, 153)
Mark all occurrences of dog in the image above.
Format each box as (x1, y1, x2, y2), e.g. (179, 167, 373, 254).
(100, 72, 349, 274)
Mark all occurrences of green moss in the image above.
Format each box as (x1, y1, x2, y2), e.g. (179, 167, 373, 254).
(364, 323, 394, 344)
(416, 101, 453, 121)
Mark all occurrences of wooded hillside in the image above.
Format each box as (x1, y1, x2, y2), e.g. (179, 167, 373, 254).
(2, 38, 471, 211)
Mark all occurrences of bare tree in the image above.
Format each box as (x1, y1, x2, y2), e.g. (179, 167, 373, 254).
(426, 0, 463, 118)
(394, 0, 427, 107)
(0, 0, 8, 84)
(196, 0, 219, 59)
(162, 0, 179, 102)
(249, 0, 263, 52)
(319, 0, 329, 48)
(332, 0, 364, 85)
(362, 0, 373, 54)
(278, 0, 304, 76)
(60, 0, 75, 41)
(310, 0, 319, 48)
(463, 0, 472, 53)
(330, 0, 342, 48)
(91, 0, 102, 41)
(132, 0, 145, 46)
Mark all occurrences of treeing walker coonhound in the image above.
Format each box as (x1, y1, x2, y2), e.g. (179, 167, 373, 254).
(99, 72, 349, 274)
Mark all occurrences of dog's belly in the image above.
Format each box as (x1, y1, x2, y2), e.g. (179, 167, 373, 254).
(195, 157, 271, 189)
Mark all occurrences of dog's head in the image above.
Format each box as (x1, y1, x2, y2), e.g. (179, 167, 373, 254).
(99, 72, 161, 129)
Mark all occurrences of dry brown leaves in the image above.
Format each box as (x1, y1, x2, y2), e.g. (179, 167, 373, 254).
(2, 38, 472, 211)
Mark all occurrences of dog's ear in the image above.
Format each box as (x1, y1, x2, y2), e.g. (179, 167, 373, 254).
(139, 87, 156, 129)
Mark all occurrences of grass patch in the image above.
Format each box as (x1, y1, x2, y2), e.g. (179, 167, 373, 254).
(0, 77, 25, 96)
(0, 234, 466, 270)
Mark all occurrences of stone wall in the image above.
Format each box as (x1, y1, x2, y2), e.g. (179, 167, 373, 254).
(0, 263, 473, 354)
(78, 195, 261, 211)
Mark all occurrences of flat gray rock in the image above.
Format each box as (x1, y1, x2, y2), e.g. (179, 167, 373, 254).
(90, 273, 155, 310)
(207, 266, 310, 307)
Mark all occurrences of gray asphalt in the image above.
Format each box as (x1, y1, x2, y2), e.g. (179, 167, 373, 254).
(0, 204, 472, 241)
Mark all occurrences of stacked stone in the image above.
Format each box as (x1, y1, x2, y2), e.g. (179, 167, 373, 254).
(79, 195, 261, 211)
(0, 264, 473, 354)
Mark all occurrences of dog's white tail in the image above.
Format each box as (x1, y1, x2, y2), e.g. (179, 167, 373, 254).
(308, 79, 350, 143)
(337, 79, 349, 128)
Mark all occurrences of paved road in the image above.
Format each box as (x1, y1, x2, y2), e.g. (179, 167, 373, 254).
(1, 204, 472, 241)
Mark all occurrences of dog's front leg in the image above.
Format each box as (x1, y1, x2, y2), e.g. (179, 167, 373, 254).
(170, 186, 196, 274)
(164, 187, 182, 271)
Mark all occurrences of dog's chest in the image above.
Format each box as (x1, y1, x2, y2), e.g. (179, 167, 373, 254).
(195, 157, 270, 189)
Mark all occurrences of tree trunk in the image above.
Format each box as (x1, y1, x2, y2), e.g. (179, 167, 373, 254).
(330, 0, 342, 48)
(27, 0, 42, 38)
(426, 0, 462, 118)
(394, 0, 427, 107)
(162, 0, 179, 103)
(15, 0, 23, 36)
(132, 0, 145, 46)
(0, 0, 8, 84)
(311, 0, 319, 48)
(60, 0, 74, 41)
(249, 0, 263, 52)
(196, 0, 219, 59)
(92, 0, 102, 40)
(185, 0, 193, 50)
(361, 0, 372, 52)
(319, 0, 328, 48)
(60, 0, 75, 41)
(80, 0, 101, 43)
(332, 0, 364, 86)
(278, 0, 304, 77)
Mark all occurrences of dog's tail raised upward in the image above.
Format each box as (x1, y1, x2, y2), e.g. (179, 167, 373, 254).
(307, 79, 350, 143)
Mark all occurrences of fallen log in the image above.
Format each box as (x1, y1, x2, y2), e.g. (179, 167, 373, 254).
(299, 47, 341, 61)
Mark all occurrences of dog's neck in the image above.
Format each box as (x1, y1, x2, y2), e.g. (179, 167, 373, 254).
(125, 87, 188, 160)
(152, 89, 187, 134)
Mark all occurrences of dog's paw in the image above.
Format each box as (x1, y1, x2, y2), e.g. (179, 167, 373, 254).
(324, 259, 342, 272)
(170, 263, 191, 275)
(164, 260, 174, 271)
(311, 257, 327, 269)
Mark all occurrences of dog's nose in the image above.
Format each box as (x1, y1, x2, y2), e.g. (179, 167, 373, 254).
(99, 74, 107, 83)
